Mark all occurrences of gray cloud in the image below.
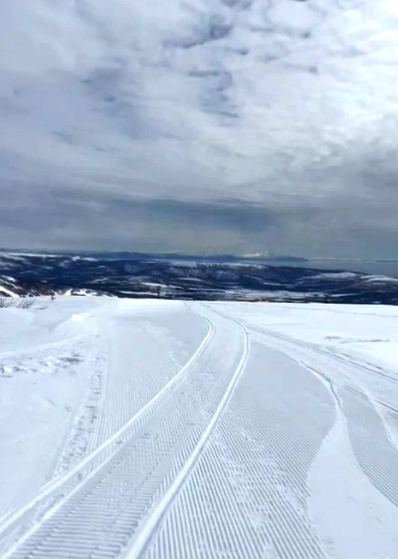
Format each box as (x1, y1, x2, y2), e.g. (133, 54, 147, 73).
(1, 0, 398, 257)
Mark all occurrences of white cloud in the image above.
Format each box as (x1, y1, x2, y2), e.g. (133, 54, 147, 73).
(1, 0, 398, 256)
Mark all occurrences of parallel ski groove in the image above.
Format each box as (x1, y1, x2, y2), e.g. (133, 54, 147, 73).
(251, 322, 398, 512)
(3, 300, 398, 559)
(90, 311, 210, 452)
(2, 308, 244, 559)
(251, 325, 398, 386)
(126, 309, 249, 559)
(341, 387, 398, 508)
(143, 339, 334, 559)
(0, 313, 214, 553)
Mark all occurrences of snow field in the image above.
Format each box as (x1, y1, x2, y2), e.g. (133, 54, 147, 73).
(1, 299, 398, 558)
(2, 307, 245, 558)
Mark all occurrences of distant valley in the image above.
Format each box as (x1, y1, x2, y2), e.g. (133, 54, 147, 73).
(1, 251, 398, 305)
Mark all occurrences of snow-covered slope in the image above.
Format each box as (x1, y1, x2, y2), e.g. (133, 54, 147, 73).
(0, 298, 398, 558)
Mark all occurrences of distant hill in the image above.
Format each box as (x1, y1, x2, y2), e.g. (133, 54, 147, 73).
(1, 251, 398, 304)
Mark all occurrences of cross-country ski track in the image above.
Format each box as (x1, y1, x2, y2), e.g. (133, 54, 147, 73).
(1, 298, 398, 558)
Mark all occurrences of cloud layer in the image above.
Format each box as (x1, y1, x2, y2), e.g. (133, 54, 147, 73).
(1, 0, 398, 256)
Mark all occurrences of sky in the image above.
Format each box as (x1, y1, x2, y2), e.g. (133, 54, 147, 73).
(1, 0, 398, 257)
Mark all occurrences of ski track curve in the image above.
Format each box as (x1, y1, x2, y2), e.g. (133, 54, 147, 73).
(0, 308, 214, 553)
(340, 387, 398, 508)
(88, 308, 210, 453)
(126, 307, 249, 559)
(247, 323, 398, 426)
(248, 322, 398, 519)
(141, 340, 335, 559)
(0, 306, 246, 559)
(248, 324, 398, 388)
(3, 302, 398, 559)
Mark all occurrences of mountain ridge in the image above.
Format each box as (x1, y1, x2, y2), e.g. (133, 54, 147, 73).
(1, 251, 398, 304)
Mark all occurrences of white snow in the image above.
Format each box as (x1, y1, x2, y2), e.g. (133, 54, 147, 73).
(310, 271, 359, 280)
(364, 275, 398, 283)
(1, 298, 398, 558)
(0, 288, 16, 297)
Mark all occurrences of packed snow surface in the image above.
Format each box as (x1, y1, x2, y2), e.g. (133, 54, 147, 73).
(1, 298, 398, 558)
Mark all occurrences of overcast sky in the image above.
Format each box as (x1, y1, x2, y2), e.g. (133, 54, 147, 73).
(1, 0, 398, 257)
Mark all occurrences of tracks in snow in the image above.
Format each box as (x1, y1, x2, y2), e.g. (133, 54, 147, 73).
(248, 324, 398, 427)
(0, 305, 249, 559)
(250, 323, 398, 514)
(3, 302, 398, 559)
(127, 311, 249, 559)
(249, 325, 398, 388)
(142, 340, 334, 559)
(0, 308, 214, 554)
(88, 309, 210, 453)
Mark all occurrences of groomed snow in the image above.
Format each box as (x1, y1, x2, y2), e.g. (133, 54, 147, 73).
(0, 298, 398, 558)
